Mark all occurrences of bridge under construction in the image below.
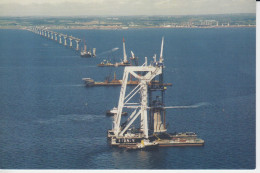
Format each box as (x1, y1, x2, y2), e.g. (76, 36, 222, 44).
(27, 27, 82, 51)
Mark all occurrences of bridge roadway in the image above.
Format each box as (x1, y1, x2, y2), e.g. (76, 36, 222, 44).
(28, 27, 81, 51)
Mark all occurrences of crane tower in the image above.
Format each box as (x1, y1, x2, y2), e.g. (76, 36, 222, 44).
(108, 37, 165, 146)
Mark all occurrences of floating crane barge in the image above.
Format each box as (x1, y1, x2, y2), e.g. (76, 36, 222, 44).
(107, 37, 204, 149)
(97, 38, 133, 67)
(82, 72, 172, 87)
(81, 41, 96, 58)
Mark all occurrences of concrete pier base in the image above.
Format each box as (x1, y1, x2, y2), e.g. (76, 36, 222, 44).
(76, 40, 80, 51)
(64, 37, 67, 46)
(59, 36, 62, 44)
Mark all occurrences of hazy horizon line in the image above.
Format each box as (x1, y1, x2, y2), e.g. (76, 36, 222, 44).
(0, 12, 256, 18)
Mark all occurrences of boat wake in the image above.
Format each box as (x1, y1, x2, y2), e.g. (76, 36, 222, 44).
(52, 84, 85, 87)
(96, 47, 119, 57)
(165, 102, 211, 109)
(64, 84, 85, 87)
(36, 114, 105, 124)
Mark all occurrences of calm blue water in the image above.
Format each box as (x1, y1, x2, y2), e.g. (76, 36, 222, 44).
(0, 28, 255, 169)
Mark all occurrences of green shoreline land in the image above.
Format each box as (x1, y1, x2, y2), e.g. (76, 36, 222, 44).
(0, 14, 255, 29)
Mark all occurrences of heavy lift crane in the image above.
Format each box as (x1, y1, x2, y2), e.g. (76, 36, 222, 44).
(107, 38, 165, 145)
(107, 37, 204, 148)
(148, 37, 167, 134)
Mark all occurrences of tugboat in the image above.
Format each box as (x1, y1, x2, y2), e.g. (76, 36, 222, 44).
(98, 60, 114, 67)
(106, 107, 127, 116)
(82, 78, 94, 86)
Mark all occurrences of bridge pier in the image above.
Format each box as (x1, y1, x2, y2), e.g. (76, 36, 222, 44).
(59, 35, 62, 44)
(75, 40, 80, 51)
(55, 33, 57, 41)
(29, 27, 83, 52)
(64, 36, 67, 46)
(69, 38, 73, 48)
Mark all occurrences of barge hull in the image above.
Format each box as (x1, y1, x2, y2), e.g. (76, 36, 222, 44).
(87, 82, 172, 86)
(158, 143, 204, 147)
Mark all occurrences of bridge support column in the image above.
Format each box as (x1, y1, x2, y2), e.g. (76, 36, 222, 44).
(59, 35, 62, 44)
(55, 34, 57, 41)
(64, 36, 67, 46)
(75, 40, 80, 51)
(69, 38, 73, 47)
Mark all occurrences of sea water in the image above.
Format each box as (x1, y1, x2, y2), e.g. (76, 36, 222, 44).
(0, 28, 255, 169)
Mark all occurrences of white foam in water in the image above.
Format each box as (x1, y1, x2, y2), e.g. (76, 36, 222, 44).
(165, 102, 211, 109)
(96, 47, 119, 56)
(112, 47, 119, 51)
(191, 102, 211, 107)
(52, 84, 85, 87)
(64, 84, 85, 87)
(37, 114, 104, 124)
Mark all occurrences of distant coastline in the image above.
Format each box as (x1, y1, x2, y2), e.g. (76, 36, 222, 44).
(0, 25, 256, 30)
(0, 14, 256, 30)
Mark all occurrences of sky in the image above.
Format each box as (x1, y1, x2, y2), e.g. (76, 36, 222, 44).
(0, 0, 256, 16)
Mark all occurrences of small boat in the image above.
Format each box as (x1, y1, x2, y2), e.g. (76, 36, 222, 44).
(106, 107, 127, 116)
(98, 60, 114, 67)
(82, 78, 94, 86)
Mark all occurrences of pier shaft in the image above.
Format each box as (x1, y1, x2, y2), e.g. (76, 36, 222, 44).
(55, 34, 57, 41)
(69, 38, 73, 47)
(59, 35, 62, 44)
(75, 40, 80, 51)
(64, 36, 67, 46)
